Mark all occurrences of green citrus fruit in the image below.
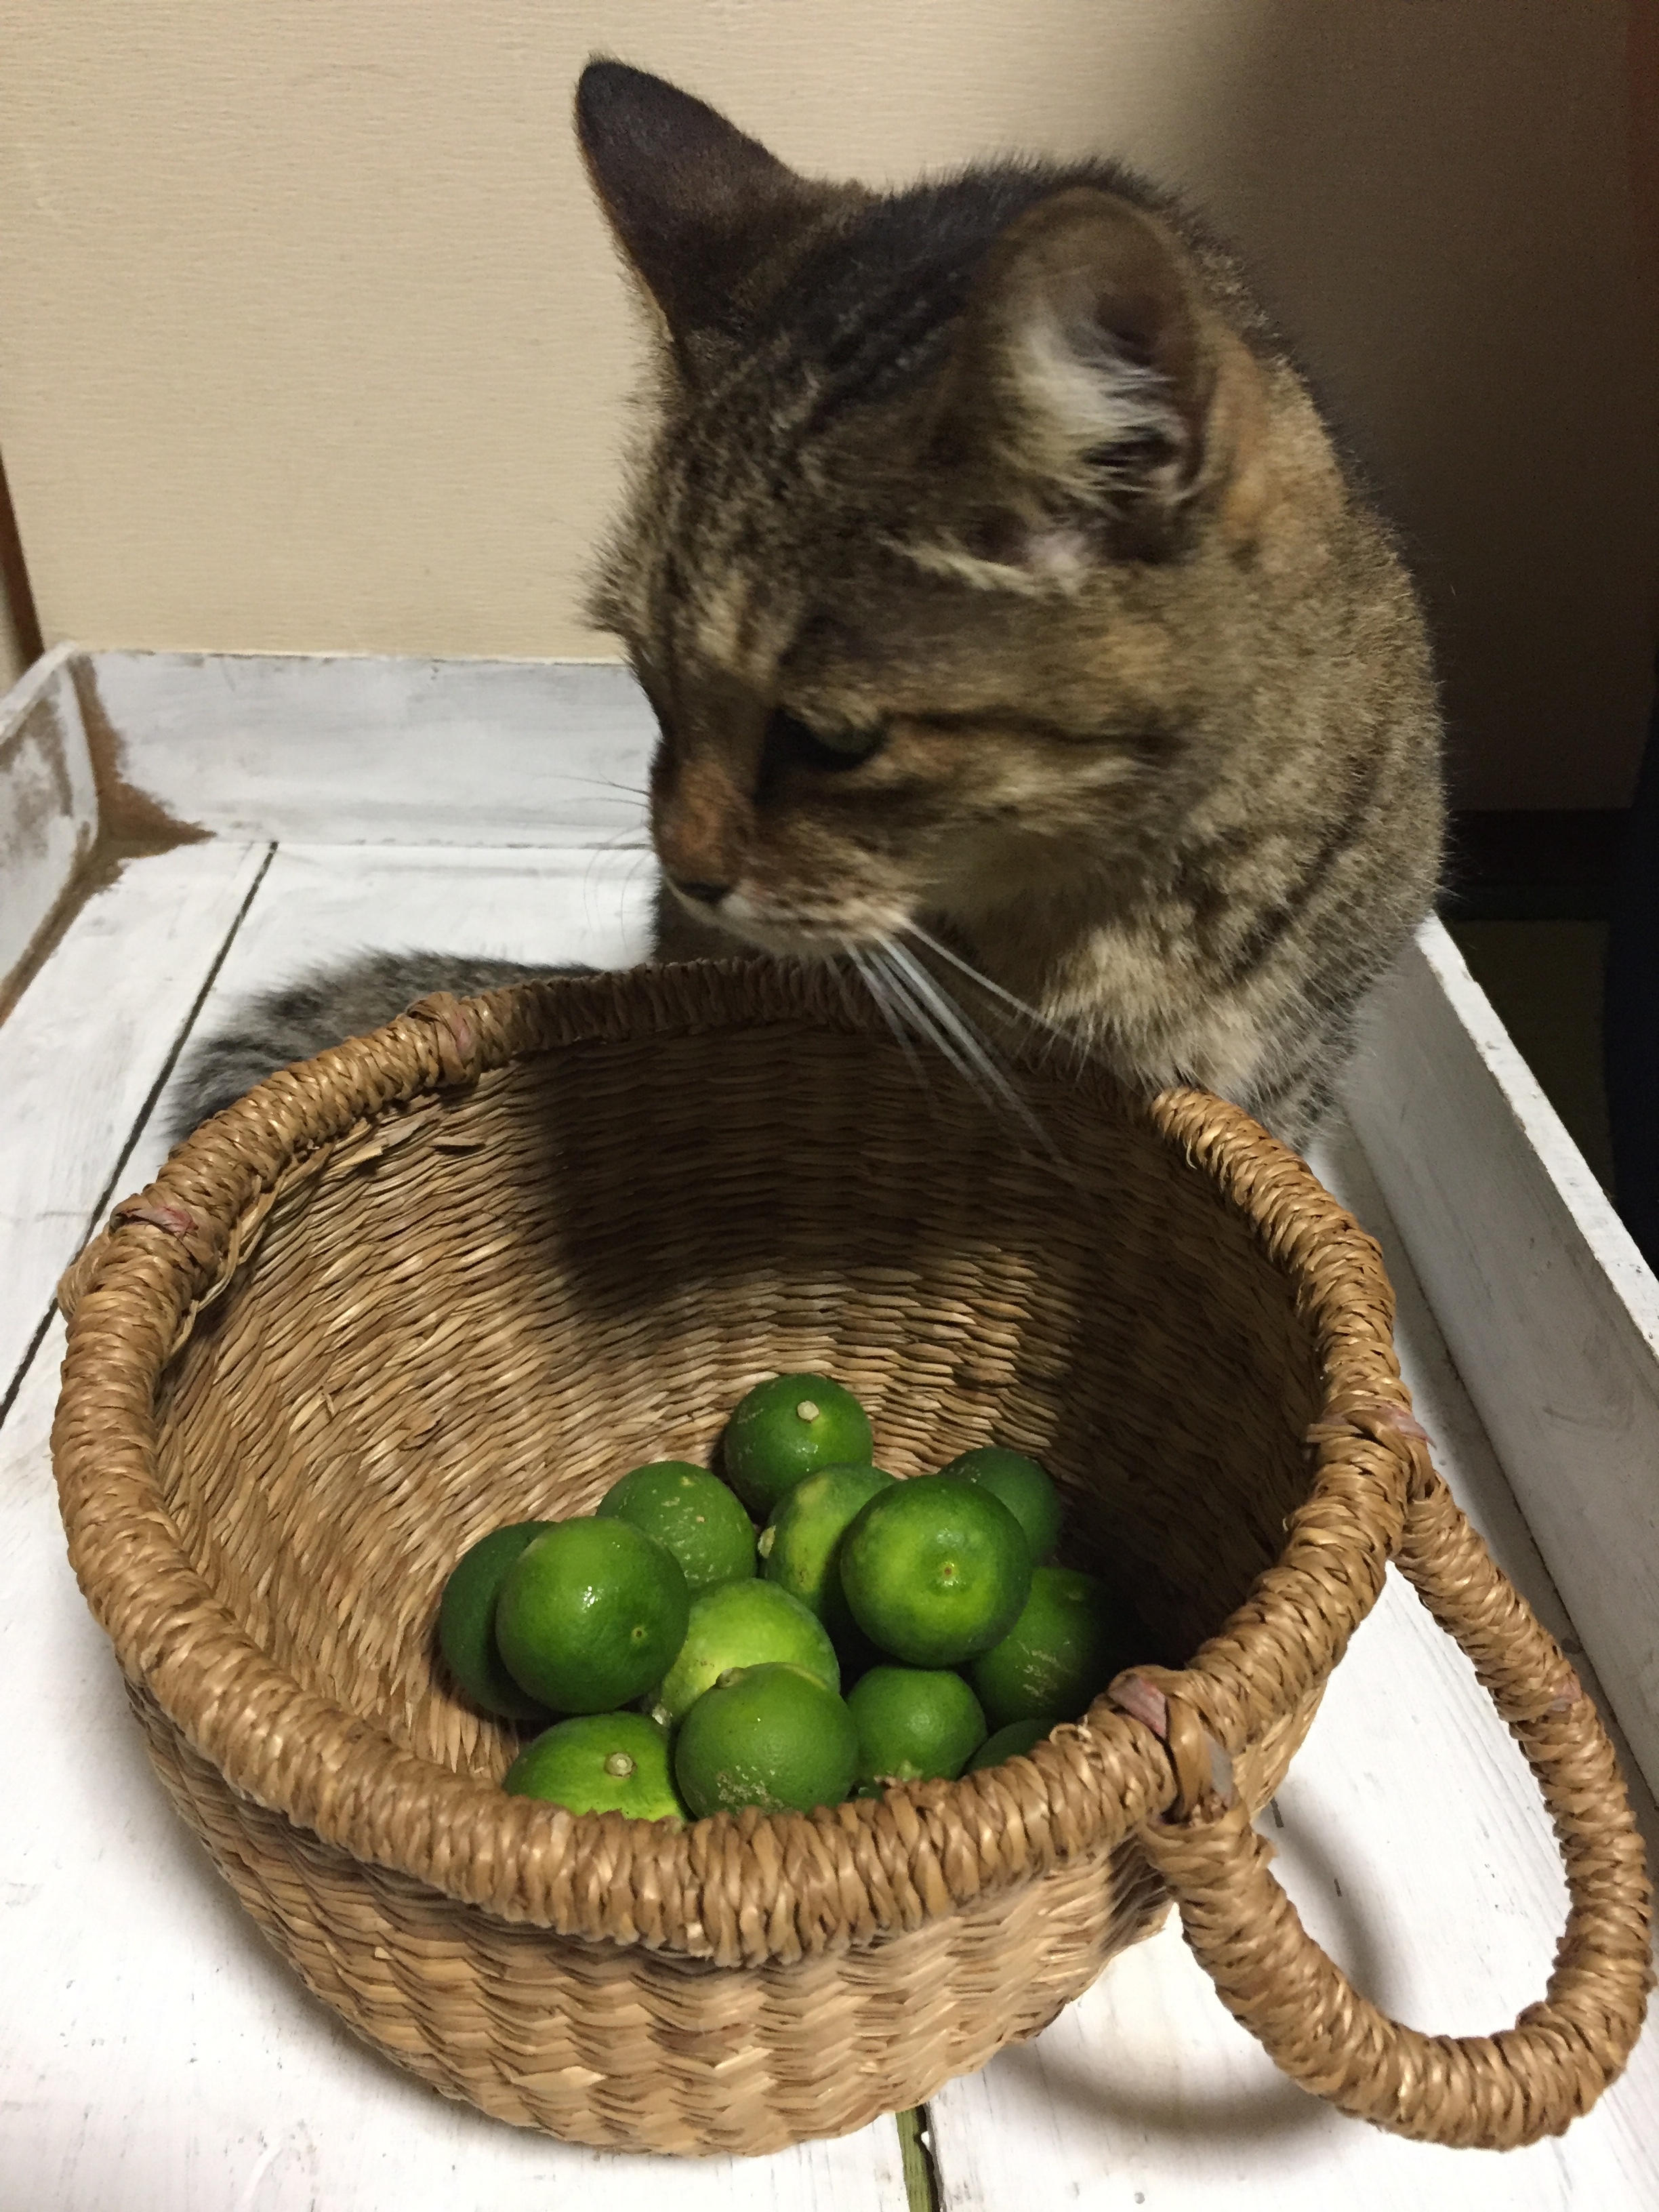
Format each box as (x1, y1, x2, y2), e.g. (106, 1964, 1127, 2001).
(846, 1665, 987, 1787)
(595, 1460, 757, 1591)
(965, 1716, 1059, 1772)
(759, 1462, 895, 1654)
(937, 1447, 1063, 1563)
(437, 1519, 556, 1719)
(495, 1517, 690, 1714)
(674, 1662, 859, 1817)
(968, 1566, 1133, 1726)
(722, 1374, 874, 1515)
(650, 1578, 838, 1727)
(839, 1477, 1031, 1667)
(504, 1711, 687, 1820)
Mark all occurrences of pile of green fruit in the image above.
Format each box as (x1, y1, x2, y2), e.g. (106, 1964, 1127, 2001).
(436, 1373, 1135, 1823)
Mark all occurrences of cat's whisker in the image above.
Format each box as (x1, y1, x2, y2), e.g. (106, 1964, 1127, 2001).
(870, 949, 1011, 1130)
(579, 827, 655, 883)
(549, 775, 652, 802)
(825, 951, 869, 1033)
(873, 943, 1026, 1133)
(901, 923, 1066, 1040)
(879, 941, 1060, 1158)
(579, 829, 657, 935)
(880, 941, 1010, 1097)
(862, 943, 966, 1073)
(904, 924, 1095, 1086)
(846, 945, 936, 1099)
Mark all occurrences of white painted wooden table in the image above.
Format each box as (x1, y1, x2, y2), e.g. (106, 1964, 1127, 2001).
(3, 652, 1658, 2211)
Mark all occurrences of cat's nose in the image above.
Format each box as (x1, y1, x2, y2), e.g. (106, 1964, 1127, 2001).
(669, 876, 731, 907)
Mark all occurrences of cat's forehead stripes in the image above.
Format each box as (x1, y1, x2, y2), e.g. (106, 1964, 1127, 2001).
(632, 401, 823, 692)
(649, 531, 803, 697)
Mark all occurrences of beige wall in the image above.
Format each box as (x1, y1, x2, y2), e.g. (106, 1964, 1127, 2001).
(0, 1, 1653, 806)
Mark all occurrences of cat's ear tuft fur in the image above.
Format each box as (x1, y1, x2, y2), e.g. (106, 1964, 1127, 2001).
(924, 188, 1240, 565)
(576, 60, 810, 343)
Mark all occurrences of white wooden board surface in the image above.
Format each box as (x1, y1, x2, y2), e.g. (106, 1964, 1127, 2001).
(1343, 922, 1659, 1802)
(89, 650, 656, 844)
(1, 838, 1656, 2208)
(0, 837, 270, 1410)
(0, 642, 97, 999)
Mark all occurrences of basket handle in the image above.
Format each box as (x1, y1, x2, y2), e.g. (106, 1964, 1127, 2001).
(1125, 1460, 1654, 2148)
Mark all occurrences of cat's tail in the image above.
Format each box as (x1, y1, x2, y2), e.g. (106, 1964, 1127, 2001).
(165, 950, 585, 1139)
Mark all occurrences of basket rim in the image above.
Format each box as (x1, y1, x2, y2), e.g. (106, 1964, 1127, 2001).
(51, 958, 1421, 1968)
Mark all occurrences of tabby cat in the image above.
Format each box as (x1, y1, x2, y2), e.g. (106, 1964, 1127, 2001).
(173, 60, 1442, 1147)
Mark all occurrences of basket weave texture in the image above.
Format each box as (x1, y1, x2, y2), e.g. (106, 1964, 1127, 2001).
(52, 962, 1652, 2156)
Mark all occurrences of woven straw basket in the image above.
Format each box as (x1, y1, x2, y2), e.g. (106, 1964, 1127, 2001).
(52, 962, 1651, 2157)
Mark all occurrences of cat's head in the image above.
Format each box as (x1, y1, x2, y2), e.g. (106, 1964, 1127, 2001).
(577, 62, 1296, 959)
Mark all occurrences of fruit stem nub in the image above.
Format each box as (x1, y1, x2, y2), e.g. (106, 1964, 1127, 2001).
(604, 1753, 636, 1779)
(796, 1400, 820, 1422)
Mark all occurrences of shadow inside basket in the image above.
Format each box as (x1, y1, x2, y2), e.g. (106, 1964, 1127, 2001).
(150, 1014, 1323, 1786)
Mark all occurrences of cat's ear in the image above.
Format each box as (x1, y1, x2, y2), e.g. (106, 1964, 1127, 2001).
(576, 61, 811, 342)
(925, 188, 1251, 563)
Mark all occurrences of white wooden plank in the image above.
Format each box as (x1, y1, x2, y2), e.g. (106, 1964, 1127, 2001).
(1313, 1116, 1655, 1837)
(925, 1109, 1659, 2210)
(0, 640, 98, 998)
(1340, 920, 1659, 1801)
(87, 650, 656, 845)
(0, 838, 269, 1408)
(0, 1321, 908, 2212)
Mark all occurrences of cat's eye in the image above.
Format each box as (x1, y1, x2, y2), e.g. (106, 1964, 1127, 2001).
(762, 708, 886, 776)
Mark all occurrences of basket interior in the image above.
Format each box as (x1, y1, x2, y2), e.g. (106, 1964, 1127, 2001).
(153, 1017, 1323, 1781)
